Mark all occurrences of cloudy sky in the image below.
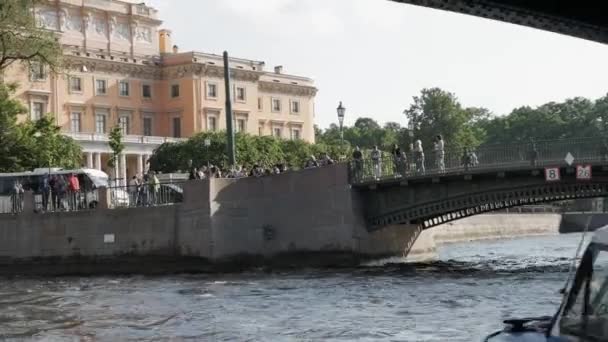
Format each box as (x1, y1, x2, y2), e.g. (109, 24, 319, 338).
(146, 0, 608, 129)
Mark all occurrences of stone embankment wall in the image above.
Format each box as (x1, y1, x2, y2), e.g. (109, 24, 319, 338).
(0, 164, 580, 274)
(0, 164, 428, 273)
(430, 213, 562, 245)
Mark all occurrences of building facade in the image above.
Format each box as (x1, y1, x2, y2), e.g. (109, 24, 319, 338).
(3, 0, 317, 182)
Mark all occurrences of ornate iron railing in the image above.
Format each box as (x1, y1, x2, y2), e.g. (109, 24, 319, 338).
(349, 137, 608, 184)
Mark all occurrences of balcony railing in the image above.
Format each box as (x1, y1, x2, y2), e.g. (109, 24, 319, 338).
(63, 132, 185, 145)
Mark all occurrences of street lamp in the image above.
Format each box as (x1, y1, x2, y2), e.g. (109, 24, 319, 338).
(204, 138, 211, 167)
(407, 120, 415, 151)
(336, 101, 346, 141)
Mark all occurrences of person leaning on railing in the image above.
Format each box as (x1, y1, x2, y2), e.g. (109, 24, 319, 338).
(434, 135, 445, 172)
(462, 148, 479, 171)
(11, 180, 24, 214)
(351, 146, 363, 180)
(391, 144, 402, 177)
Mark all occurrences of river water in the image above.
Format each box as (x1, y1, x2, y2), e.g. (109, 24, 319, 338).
(0, 233, 588, 342)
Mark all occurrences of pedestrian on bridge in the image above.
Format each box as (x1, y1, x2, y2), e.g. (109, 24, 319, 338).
(413, 140, 425, 174)
(371, 146, 382, 180)
(528, 142, 538, 167)
(434, 135, 445, 172)
(391, 144, 402, 177)
(352, 146, 363, 180)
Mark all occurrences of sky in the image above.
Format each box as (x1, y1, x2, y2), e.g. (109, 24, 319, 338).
(145, 0, 608, 129)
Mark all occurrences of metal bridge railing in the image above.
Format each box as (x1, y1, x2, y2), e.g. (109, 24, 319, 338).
(108, 181, 184, 209)
(349, 137, 608, 184)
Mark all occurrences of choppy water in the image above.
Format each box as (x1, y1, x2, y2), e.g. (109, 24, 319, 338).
(0, 233, 588, 342)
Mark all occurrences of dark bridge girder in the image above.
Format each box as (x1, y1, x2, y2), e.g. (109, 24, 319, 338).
(359, 165, 608, 231)
(390, 0, 608, 45)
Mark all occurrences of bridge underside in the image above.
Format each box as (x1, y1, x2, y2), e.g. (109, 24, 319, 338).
(390, 0, 608, 45)
(358, 165, 608, 231)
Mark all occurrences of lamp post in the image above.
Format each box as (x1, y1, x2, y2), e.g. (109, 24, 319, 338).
(407, 120, 415, 151)
(336, 101, 346, 142)
(204, 138, 211, 168)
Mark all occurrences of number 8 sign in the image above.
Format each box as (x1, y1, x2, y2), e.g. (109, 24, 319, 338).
(576, 165, 592, 180)
(545, 167, 560, 182)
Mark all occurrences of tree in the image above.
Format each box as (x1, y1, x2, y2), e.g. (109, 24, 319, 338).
(403, 87, 488, 151)
(18, 115, 82, 170)
(107, 126, 124, 180)
(0, 83, 81, 172)
(0, 0, 62, 73)
(0, 83, 23, 171)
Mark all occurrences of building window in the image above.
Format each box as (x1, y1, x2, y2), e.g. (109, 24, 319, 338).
(273, 127, 282, 138)
(258, 97, 262, 111)
(143, 117, 153, 136)
(96, 79, 107, 95)
(259, 126, 264, 136)
(118, 115, 130, 134)
(30, 63, 46, 81)
(291, 100, 300, 114)
(70, 77, 82, 93)
(207, 83, 217, 98)
(272, 98, 281, 112)
(236, 119, 246, 133)
(291, 128, 301, 140)
(208, 116, 217, 132)
(171, 84, 180, 98)
(142, 84, 152, 99)
(70, 111, 81, 132)
(95, 113, 106, 134)
(172, 117, 181, 137)
(32, 102, 44, 120)
(235, 86, 246, 102)
(119, 80, 130, 97)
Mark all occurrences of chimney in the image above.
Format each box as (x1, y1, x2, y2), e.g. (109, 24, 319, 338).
(172, 45, 179, 54)
(274, 65, 283, 74)
(158, 29, 172, 54)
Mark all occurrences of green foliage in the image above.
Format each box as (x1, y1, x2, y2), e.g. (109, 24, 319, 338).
(150, 87, 608, 174)
(149, 131, 348, 173)
(480, 95, 608, 145)
(403, 87, 486, 150)
(107, 126, 124, 169)
(0, 83, 81, 172)
(0, 0, 63, 72)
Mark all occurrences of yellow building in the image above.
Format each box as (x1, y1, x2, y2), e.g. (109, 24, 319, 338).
(3, 0, 317, 181)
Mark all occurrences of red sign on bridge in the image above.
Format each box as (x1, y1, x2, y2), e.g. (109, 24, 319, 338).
(576, 165, 592, 180)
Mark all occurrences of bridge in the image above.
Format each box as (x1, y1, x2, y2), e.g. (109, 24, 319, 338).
(348, 138, 608, 231)
(390, 1, 608, 45)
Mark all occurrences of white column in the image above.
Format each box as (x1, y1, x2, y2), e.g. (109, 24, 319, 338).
(136, 154, 143, 177)
(86, 152, 93, 169)
(94, 153, 102, 170)
(120, 154, 127, 186)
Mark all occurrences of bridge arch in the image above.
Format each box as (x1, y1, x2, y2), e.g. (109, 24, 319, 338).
(367, 181, 608, 231)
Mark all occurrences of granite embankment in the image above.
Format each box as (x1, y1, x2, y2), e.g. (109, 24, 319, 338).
(0, 163, 594, 274)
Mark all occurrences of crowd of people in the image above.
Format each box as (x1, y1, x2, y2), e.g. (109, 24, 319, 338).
(9, 173, 83, 213)
(127, 170, 161, 207)
(186, 152, 337, 181)
(350, 135, 482, 180)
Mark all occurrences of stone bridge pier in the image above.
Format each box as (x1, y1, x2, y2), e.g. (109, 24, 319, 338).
(179, 163, 435, 264)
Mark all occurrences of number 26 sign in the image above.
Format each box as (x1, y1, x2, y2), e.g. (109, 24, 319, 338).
(576, 165, 592, 180)
(545, 167, 560, 182)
